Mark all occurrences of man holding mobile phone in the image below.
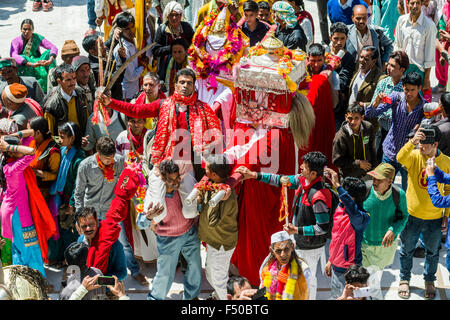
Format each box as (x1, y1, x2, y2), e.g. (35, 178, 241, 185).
(396, 124, 450, 299)
(337, 264, 372, 300)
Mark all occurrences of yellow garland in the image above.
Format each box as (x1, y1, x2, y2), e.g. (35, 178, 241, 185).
(262, 258, 299, 300)
(248, 44, 306, 93)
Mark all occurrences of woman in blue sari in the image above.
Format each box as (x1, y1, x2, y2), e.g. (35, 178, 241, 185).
(47, 122, 86, 267)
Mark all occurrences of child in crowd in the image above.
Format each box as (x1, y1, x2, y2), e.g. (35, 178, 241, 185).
(324, 167, 370, 299)
(197, 154, 238, 300)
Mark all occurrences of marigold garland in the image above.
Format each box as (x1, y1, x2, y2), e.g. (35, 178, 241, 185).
(188, 6, 248, 87)
(194, 178, 229, 193)
(279, 181, 291, 222)
(262, 258, 299, 300)
(247, 44, 306, 93)
(298, 51, 342, 95)
(125, 152, 147, 214)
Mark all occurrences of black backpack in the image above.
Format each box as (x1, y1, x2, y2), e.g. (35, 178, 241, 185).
(364, 180, 403, 222)
(305, 181, 340, 239)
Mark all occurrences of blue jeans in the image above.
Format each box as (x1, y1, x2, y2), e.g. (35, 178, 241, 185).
(147, 225, 202, 300)
(382, 154, 408, 191)
(330, 267, 346, 299)
(87, 0, 97, 29)
(399, 215, 443, 282)
(118, 222, 141, 278)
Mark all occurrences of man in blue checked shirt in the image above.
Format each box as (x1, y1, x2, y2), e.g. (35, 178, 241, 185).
(365, 71, 425, 191)
(369, 51, 409, 163)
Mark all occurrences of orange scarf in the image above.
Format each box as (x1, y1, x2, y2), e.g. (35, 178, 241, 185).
(29, 138, 52, 170)
(96, 153, 115, 182)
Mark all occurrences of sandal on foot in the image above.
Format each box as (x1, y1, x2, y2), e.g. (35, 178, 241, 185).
(398, 280, 410, 299)
(42, 0, 53, 11)
(32, 1, 42, 11)
(424, 281, 436, 300)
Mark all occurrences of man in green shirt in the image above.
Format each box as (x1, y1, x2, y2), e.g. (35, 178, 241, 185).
(361, 162, 409, 299)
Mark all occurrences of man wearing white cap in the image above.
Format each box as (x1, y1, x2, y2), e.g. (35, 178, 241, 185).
(1, 83, 42, 130)
(258, 230, 310, 300)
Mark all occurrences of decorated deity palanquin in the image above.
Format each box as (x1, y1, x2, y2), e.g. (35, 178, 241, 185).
(233, 34, 307, 129)
(188, 4, 249, 89)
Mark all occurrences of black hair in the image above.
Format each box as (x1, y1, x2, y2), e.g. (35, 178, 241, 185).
(389, 51, 409, 71)
(206, 154, 232, 180)
(227, 276, 250, 295)
(440, 92, 450, 115)
(243, 0, 259, 13)
(302, 151, 327, 177)
(330, 22, 349, 37)
(258, 1, 270, 10)
(95, 136, 116, 156)
(159, 159, 180, 177)
(346, 103, 364, 116)
(58, 121, 83, 149)
(82, 34, 98, 53)
(288, 0, 305, 10)
(116, 11, 135, 29)
(0, 135, 20, 190)
(361, 45, 379, 61)
(171, 38, 190, 51)
(29, 116, 52, 140)
(401, 71, 423, 87)
(21, 19, 34, 29)
(307, 43, 325, 57)
(344, 264, 370, 284)
(419, 123, 442, 144)
(342, 176, 367, 206)
(64, 242, 89, 268)
(175, 68, 196, 84)
(55, 63, 75, 81)
(74, 207, 98, 226)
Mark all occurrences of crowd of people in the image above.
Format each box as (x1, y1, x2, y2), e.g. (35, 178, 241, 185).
(0, 0, 449, 301)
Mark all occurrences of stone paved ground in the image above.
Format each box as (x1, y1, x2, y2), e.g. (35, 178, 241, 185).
(0, 0, 447, 300)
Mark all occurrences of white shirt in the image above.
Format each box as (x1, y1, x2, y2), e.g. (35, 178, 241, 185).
(60, 87, 77, 103)
(338, 0, 353, 10)
(114, 38, 144, 100)
(394, 10, 437, 72)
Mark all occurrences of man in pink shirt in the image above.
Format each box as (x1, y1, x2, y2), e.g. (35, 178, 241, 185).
(137, 159, 201, 300)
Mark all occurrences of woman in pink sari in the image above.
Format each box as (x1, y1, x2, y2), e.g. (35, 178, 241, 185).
(0, 135, 57, 278)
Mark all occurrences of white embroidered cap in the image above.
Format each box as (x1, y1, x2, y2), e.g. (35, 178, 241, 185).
(270, 230, 295, 244)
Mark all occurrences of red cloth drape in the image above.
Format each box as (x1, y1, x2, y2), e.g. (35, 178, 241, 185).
(229, 124, 295, 286)
(298, 74, 337, 171)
